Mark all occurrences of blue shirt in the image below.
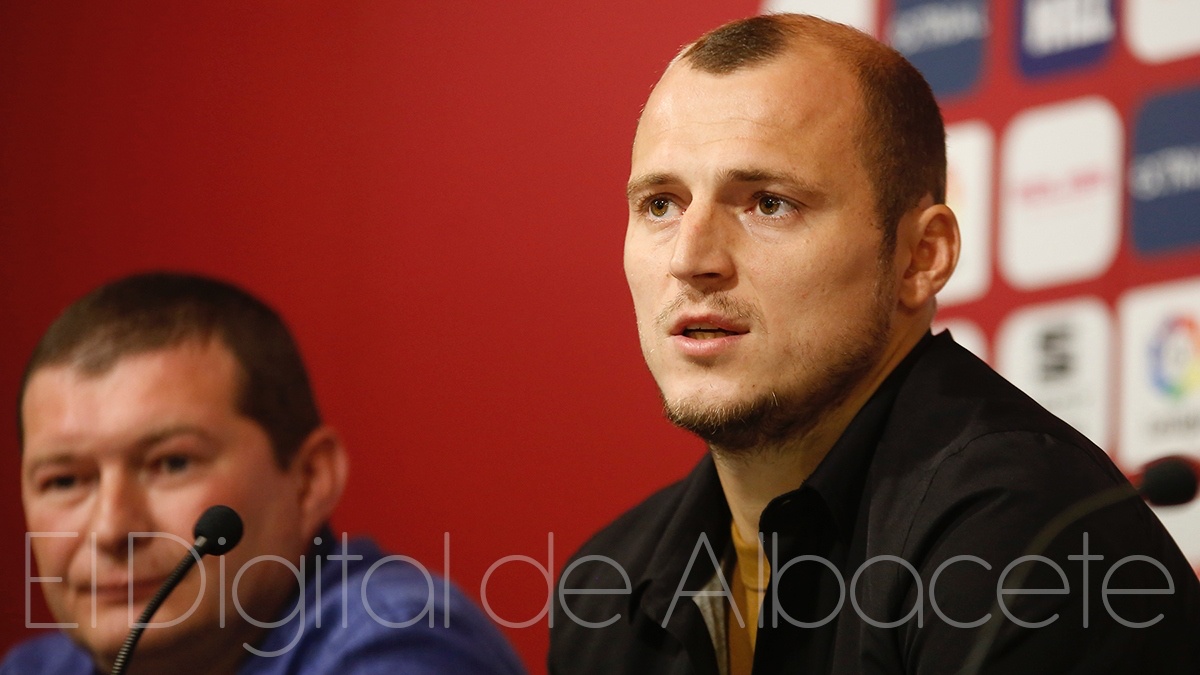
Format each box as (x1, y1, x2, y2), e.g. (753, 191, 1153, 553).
(2, 536, 526, 675)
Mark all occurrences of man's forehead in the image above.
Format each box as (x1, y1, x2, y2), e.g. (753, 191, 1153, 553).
(632, 54, 865, 183)
(639, 48, 860, 136)
(35, 337, 236, 385)
(22, 340, 242, 422)
(19, 342, 249, 467)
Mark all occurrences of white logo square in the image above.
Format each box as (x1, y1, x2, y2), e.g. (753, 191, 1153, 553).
(1118, 277, 1200, 464)
(999, 97, 1123, 290)
(996, 297, 1113, 450)
(1126, 0, 1200, 63)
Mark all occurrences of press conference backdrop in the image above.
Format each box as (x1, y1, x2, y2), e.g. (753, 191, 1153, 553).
(771, 0, 1200, 563)
(813, 0, 1200, 566)
(1, 1, 1198, 673)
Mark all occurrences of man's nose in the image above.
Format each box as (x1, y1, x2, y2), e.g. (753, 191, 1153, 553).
(90, 471, 151, 555)
(668, 201, 736, 289)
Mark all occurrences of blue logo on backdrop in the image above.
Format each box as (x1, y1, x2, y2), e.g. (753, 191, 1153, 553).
(1017, 0, 1115, 77)
(1130, 87, 1200, 255)
(889, 0, 988, 97)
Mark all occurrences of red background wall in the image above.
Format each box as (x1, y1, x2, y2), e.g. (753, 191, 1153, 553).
(4, 1, 1200, 673)
(0, 1, 762, 669)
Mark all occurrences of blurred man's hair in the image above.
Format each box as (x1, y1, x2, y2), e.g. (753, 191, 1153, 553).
(19, 271, 321, 466)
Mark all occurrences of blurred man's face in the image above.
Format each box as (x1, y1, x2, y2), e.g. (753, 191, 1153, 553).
(624, 46, 898, 449)
(21, 340, 310, 671)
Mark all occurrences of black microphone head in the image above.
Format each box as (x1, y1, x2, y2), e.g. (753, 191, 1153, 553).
(193, 505, 244, 555)
(1140, 456, 1199, 507)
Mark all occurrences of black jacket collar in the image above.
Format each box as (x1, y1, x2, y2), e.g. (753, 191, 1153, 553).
(631, 332, 935, 620)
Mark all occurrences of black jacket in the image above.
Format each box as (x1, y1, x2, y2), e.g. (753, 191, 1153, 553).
(550, 332, 1200, 674)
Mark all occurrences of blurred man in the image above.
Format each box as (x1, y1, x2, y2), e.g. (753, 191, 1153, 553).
(551, 14, 1200, 674)
(4, 272, 525, 675)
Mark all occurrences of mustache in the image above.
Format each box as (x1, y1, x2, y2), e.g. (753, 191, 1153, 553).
(654, 290, 762, 329)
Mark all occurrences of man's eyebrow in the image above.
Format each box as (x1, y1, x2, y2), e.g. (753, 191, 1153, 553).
(24, 453, 79, 476)
(23, 426, 217, 474)
(723, 168, 784, 183)
(134, 425, 218, 451)
(626, 173, 678, 202)
(720, 168, 825, 197)
(626, 169, 826, 202)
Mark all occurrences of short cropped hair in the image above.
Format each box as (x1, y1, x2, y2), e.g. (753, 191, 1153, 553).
(678, 14, 947, 251)
(18, 272, 321, 467)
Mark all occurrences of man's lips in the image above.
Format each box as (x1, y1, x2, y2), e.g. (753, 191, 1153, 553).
(84, 577, 169, 602)
(666, 313, 749, 358)
(670, 314, 749, 339)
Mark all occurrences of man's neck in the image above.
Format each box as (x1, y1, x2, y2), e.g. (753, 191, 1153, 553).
(711, 397, 859, 546)
(713, 323, 928, 544)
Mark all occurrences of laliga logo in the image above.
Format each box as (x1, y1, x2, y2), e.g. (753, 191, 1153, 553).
(1149, 316, 1200, 400)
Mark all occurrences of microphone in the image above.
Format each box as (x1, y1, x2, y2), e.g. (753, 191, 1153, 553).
(109, 505, 244, 675)
(191, 504, 244, 556)
(1138, 455, 1199, 507)
(958, 455, 1199, 674)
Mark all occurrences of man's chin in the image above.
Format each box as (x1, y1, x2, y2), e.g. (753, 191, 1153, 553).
(67, 602, 211, 667)
(662, 393, 781, 451)
(67, 622, 133, 670)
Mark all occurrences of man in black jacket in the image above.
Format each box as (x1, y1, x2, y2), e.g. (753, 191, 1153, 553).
(550, 13, 1200, 674)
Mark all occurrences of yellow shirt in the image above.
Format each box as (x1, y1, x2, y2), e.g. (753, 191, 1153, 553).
(728, 524, 769, 675)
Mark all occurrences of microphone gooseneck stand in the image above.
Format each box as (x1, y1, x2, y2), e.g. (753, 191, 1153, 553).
(109, 505, 244, 675)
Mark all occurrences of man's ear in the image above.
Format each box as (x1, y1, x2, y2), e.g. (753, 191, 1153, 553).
(896, 200, 960, 310)
(288, 425, 349, 538)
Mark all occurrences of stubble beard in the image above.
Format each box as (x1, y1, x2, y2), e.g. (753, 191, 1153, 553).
(660, 269, 895, 456)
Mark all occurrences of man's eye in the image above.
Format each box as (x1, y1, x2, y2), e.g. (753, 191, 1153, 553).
(755, 194, 792, 216)
(43, 474, 79, 492)
(647, 197, 674, 218)
(155, 455, 191, 474)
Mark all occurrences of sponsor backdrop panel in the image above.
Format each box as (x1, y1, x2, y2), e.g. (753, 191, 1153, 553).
(2, 1, 1199, 671)
(900, 0, 1200, 568)
(768, 0, 1200, 568)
